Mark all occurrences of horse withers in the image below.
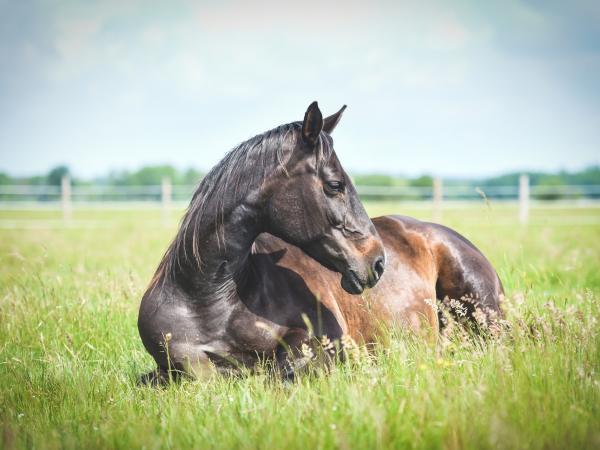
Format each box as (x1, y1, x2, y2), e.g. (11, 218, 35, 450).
(138, 102, 503, 383)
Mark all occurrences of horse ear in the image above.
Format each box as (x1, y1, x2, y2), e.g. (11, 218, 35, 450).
(322, 105, 347, 134)
(302, 101, 323, 147)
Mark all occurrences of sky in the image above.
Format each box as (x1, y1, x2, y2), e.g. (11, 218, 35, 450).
(0, 0, 599, 178)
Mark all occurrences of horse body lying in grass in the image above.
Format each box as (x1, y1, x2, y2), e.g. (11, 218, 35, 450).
(138, 102, 503, 383)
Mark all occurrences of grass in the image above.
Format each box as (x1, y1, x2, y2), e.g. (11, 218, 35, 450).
(1, 203, 599, 449)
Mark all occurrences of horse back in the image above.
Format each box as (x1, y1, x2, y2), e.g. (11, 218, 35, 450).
(373, 215, 504, 323)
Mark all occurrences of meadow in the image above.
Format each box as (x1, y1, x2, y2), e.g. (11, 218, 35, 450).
(1, 203, 599, 449)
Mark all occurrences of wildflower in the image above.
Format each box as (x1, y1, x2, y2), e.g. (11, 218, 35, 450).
(321, 336, 335, 354)
(424, 298, 438, 313)
(460, 293, 477, 304)
(473, 308, 488, 329)
(442, 340, 455, 351)
(436, 358, 453, 368)
(341, 334, 357, 349)
(340, 334, 361, 361)
(515, 292, 525, 303)
(301, 343, 314, 360)
(449, 299, 467, 317)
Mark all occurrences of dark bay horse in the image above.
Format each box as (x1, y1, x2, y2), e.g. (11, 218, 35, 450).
(138, 102, 503, 383)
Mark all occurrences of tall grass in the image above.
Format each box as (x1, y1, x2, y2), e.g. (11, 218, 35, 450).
(1, 205, 599, 449)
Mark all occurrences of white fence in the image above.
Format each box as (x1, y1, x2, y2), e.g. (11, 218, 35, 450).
(1, 175, 600, 225)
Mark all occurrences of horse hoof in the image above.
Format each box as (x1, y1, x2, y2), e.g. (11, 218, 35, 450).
(138, 369, 169, 387)
(281, 367, 296, 384)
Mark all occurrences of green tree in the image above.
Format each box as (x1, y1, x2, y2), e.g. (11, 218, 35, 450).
(353, 174, 394, 186)
(181, 168, 204, 185)
(0, 172, 12, 185)
(46, 166, 70, 186)
(410, 175, 433, 187)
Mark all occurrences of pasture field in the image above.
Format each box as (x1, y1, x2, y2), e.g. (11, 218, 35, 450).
(1, 203, 599, 449)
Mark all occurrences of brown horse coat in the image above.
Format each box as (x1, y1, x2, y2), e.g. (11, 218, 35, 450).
(251, 214, 503, 344)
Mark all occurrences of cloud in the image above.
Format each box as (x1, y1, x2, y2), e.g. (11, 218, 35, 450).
(0, 0, 598, 177)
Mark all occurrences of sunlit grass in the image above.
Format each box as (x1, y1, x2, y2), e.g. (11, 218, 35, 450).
(1, 205, 599, 449)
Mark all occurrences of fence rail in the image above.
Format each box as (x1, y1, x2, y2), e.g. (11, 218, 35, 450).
(1, 175, 600, 224)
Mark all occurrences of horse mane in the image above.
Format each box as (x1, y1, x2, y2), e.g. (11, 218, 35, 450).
(151, 120, 335, 287)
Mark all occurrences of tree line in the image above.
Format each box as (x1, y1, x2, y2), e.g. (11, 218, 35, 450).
(1, 164, 599, 188)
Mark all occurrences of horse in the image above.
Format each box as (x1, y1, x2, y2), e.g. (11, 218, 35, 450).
(138, 102, 504, 383)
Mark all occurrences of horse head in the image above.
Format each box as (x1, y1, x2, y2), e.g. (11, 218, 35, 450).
(265, 102, 386, 294)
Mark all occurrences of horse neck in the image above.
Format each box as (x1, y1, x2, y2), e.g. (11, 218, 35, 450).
(170, 187, 265, 299)
(164, 132, 301, 299)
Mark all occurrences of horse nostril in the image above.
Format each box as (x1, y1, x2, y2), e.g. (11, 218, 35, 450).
(373, 257, 385, 281)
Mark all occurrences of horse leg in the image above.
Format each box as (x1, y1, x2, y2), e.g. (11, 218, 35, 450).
(138, 368, 166, 386)
(275, 329, 311, 382)
(275, 326, 346, 382)
(138, 353, 214, 387)
(433, 233, 504, 332)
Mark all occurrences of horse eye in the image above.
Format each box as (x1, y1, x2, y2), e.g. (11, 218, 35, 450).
(326, 181, 344, 192)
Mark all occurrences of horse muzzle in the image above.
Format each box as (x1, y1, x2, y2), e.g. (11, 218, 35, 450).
(341, 254, 385, 295)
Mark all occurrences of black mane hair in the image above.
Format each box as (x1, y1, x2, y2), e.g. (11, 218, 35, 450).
(152, 121, 334, 286)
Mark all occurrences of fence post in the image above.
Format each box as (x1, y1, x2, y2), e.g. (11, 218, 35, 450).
(61, 175, 72, 222)
(519, 174, 529, 224)
(161, 177, 172, 225)
(433, 177, 443, 222)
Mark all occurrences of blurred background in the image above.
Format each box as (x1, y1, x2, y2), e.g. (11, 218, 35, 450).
(0, 0, 599, 221)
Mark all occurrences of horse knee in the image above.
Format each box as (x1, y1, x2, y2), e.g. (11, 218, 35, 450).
(168, 342, 218, 380)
